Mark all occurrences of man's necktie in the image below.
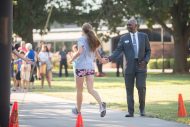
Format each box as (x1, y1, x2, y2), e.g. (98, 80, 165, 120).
(132, 34, 138, 58)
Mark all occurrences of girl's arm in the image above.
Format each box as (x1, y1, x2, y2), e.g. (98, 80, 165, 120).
(95, 48, 108, 64)
(69, 46, 83, 64)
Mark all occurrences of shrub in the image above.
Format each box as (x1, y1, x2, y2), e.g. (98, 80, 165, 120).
(67, 62, 73, 69)
(165, 59, 170, 69)
(168, 58, 190, 69)
(187, 57, 190, 69)
(148, 59, 157, 69)
(169, 58, 174, 69)
(52, 54, 60, 69)
(157, 58, 170, 69)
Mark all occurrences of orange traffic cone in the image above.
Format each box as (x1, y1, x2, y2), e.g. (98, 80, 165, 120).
(178, 94, 187, 117)
(9, 102, 19, 127)
(76, 113, 84, 127)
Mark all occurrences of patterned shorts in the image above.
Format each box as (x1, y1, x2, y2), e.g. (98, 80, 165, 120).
(75, 69, 95, 77)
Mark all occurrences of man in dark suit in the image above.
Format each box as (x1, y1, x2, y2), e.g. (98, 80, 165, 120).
(105, 18, 151, 117)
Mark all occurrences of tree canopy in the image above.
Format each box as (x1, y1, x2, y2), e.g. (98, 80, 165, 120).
(13, 0, 190, 73)
(13, 0, 48, 42)
(96, 0, 190, 73)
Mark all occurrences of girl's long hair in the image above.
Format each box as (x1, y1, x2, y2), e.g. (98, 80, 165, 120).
(82, 23, 101, 52)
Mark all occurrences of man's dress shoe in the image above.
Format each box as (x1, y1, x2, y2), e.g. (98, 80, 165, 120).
(125, 113, 134, 117)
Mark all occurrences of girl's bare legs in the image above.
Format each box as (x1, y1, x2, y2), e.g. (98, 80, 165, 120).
(13, 77, 16, 90)
(25, 80, 30, 91)
(17, 80, 21, 90)
(86, 75, 101, 104)
(75, 76, 84, 113)
(86, 75, 106, 117)
(46, 71, 51, 88)
(22, 80, 25, 91)
(41, 74, 45, 88)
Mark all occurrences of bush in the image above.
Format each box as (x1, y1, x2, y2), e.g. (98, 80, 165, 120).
(52, 54, 60, 69)
(187, 57, 190, 69)
(148, 59, 157, 69)
(169, 58, 174, 69)
(169, 58, 190, 69)
(67, 62, 73, 69)
(157, 58, 170, 69)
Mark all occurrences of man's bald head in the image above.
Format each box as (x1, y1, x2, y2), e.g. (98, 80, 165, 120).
(127, 18, 137, 25)
(127, 18, 138, 33)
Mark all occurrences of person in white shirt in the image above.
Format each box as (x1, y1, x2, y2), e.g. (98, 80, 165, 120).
(38, 44, 51, 88)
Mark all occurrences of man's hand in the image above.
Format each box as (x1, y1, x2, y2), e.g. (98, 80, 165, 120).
(138, 60, 147, 69)
(101, 57, 109, 64)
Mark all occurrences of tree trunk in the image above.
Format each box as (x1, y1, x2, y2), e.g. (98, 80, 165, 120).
(173, 36, 189, 73)
(0, 0, 12, 126)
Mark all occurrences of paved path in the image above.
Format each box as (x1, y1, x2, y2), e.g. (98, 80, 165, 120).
(11, 92, 189, 127)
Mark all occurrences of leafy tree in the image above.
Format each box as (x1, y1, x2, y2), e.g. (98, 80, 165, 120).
(97, 0, 190, 73)
(13, 0, 86, 43)
(14, 0, 190, 73)
(51, 0, 102, 27)
(13, 0, 48, 43)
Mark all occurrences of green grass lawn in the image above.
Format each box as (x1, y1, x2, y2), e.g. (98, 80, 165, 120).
(32, 71, 190, 125)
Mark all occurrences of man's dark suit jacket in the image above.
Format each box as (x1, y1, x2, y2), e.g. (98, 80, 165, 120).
(109, 32, 151, 74)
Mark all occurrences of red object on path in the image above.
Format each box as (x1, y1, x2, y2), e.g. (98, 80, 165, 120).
(9, 101, 19, 127)
(76, 113, 84, 127)
(178, 94, 187, 117)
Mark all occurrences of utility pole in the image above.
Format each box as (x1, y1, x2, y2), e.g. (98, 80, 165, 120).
(40, 5, 53, 41)
(44, 5, 53, 33)
(161, 27, 165, 73)
(0, 0, 12, 127)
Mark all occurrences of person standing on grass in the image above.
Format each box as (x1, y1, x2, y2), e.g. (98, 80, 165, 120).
(59, 45, 69, 77)
(116, 53, 124, 77)
(96, 46, 106, 77)
(14, 51, 25, 91)
(69, 23, 107, 117)
(38, 44, 52, 88)
(68, 44, 78, 76)
(21, 52, 31, 91)
(18, 41, 27, 53)
(25, 43, 36, 89)
(11, 45, 33, 92)
(105, 18, 151, 117)
(12, 45, 32, 63)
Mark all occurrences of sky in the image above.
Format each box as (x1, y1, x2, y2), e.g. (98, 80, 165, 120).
(47, 0, 102, 13)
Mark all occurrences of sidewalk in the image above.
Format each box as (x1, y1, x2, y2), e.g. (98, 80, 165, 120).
(11, 92, 189, 127)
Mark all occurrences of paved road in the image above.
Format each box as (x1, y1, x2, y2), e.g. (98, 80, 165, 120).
(11, 93, 189, 127)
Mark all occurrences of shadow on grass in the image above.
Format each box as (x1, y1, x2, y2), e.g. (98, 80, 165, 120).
(147, 73, 190, 85)
(108, 100, 190, 125)
(53, 71, 190, 85)
(32, 86, 75, 92)
(33, 72, 190, 92)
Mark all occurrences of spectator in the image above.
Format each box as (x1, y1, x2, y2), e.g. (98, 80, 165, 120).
(18, 41, 27, 53)
(116, 53, 124, 77)
(59, 45, 68, 77)
(38, 44, 52, 88)
(25, 43, 36, 89)
(21, 53, 31, 91)
(14, 51, 25, 91)
(96, 47, 106, 77)
(68, 44, 78, 77)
